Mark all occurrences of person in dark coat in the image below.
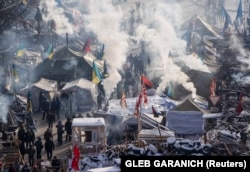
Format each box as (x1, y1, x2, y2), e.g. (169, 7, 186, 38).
(24, 130, 31, 150)
(45, 138, 55, 160)
(38, 92, 45, 112)
(55, 121, 64, 145)
(64, 118, 72, 143)
(97, 93, 104, 110)
(21, 163, 30, 172)
(42, 99, 50, 120)
(55, 97, 61, 120)
(51, 156, 60, 172)
(34, 137, 44, 159)
(44, 128, 53, 141)
(50, 97, 57, 119)
(27, 145, 36, 167)
(8, 163, 16, 172)
(18, 126, 26, 142)
(26, 129, 35, 148)
(47, 112, 55, 129)
(19, 141, 26, 160)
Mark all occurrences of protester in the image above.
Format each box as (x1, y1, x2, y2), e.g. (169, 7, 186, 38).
(34, 137, 43, 160)
(64, 118, 72, 143)
(27, 145, 36, 167)
(55, 121, 64, 145)
(45, 138, 55, 160)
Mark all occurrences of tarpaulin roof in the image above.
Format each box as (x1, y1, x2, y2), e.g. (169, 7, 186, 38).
(167, 111, 205, 135)
(196, 16, 223, 39)
(61, 78, 96, 92)
(33, 78, 58, 92)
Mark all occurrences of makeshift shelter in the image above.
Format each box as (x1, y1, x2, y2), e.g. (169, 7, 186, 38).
(71, 117, 106, 155)
(19, 78, 58, 111)
(60, 78, 98, 113)
(33, 36, 105, 84)
(123, 113, 164, 130)
(166, 95, 206, 139)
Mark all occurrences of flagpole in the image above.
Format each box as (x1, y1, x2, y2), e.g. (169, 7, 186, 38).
(137, 105, 142, 140)
(156, 122, 163, 143)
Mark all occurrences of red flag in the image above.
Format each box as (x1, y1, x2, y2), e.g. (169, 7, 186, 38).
(152, 105, 159, 118)
(134, 94, 142, 117)
(83, 37, 91, 53)
(236, 93, 244, 115)
(142, 84, 148, 106)
(120, 91, 127, 108)
(210, 78, 216, 96)
(141, 75, 153, 88)
(71, 145, 80, 170)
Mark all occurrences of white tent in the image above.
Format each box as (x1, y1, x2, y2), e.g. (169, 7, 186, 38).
(19, 78, 58, 111)
(60, 78, 98, 112)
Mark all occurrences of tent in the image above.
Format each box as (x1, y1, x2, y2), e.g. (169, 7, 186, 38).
(19, 78, 58, 112)
(60, 78, 98, 113)
(166, 95, 206, 137)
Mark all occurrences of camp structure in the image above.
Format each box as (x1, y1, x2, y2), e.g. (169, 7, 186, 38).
(60, 78, 98, 113)
(166, 95, 207, 140)
(33, 34, 105, 84)
(71, 117, 106, 156)
(19, 78, 58, 111)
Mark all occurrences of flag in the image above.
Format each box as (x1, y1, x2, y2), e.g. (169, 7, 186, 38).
(83, 37, 91, 53)
(141, 75, 153, 88)
(221, 6, 232, 32)
(97, 44, 104, 60)
(103, 60, 109, 78)
(71, 145, 80, 171)
(92, 61, 102, 84)
(16, 44, 25, 57)
(142, 83, 148, 107)
(134, 94, 142, 117)
(167, 82, 175, 98)
(26, 89, 32, 113)
(235, 0, 243, 21)
(152, 105, 160, 118)
(236, 93, 244, 115)
(12, 63, 19, 83)
(210, 78, 216, 96)
(45, 44, 54, 59)
(120, 91, 127, 109)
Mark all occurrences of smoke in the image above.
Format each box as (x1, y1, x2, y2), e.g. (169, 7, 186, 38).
(232, 73, 250, 85)
(229, 34, 250, 84)
(84, 0, 129, 96)
(0, 94, 12, 123)
(133, 0, 199, 97)
(63, 58, 77, 70)
(40, 0, 74, 34)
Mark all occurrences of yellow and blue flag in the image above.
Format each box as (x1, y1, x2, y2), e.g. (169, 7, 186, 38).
(45, 44, 54, 59)
(92, 61, 102, 84)
(16, 45, 25, 57)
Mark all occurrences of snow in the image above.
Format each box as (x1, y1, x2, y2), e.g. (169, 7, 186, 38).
(86, 166, 120, 172)
(72, 118, 105, 127)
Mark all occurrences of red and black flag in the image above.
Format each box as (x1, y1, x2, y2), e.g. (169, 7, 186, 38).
(141, 74, 153, 89)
